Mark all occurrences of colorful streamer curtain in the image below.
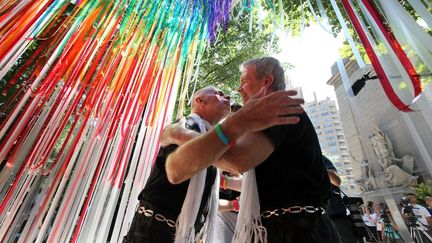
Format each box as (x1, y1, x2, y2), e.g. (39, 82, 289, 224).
(1, 0, 431, 242)
(0, 0, 233, 242)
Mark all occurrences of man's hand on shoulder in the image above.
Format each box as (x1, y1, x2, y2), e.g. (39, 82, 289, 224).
(224, 89, 304, 137)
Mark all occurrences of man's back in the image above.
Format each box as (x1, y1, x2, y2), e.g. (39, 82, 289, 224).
(256, 112, 331, 210)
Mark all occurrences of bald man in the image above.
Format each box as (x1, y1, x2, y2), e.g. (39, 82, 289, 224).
(123, 86, 231, 243)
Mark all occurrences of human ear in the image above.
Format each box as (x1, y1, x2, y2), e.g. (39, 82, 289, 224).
(263, 75, 274, 89)
(196, 97, 206, 105)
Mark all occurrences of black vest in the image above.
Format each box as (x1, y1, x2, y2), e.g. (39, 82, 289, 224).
(138, 116, 217, 227)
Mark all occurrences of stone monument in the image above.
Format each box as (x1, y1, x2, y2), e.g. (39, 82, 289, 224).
(355, 128, 417, 191)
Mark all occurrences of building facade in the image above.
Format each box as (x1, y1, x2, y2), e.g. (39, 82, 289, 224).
(327, 60, 432, 182)
(304, 96, 358, 194)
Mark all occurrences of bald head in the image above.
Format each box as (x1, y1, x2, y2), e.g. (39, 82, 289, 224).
(191, 86, 218, 111)
(190, 86, 231, 125)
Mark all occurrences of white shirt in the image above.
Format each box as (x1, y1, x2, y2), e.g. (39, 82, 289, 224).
(402, 204, 431, 230)
(413, 204, 431, 229)
(363, 213, 377, 227)
(376, 215, 383, 231)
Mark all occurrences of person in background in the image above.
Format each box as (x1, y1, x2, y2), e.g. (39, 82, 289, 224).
(362, 202, 378, 243)
(322, 155, 361, 243)
(215, 172, 241, 242)
(373, 203, 383, 242)
(214, 103, 243, 243)
(401, 192, 432, 243)
(424, 196, 432, 215)
(402, 193, 432, 229)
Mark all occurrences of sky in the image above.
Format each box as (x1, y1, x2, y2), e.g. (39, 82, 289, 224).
(274, 24, 345, 104)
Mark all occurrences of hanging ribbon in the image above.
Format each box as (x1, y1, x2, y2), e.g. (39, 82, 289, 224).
(360, 0, 422, 96)
(327, 0, 365, 68)
(406, 0, 432, 29)
(341, 0, 414, 112)
(306, 0, 333, 35)
(380, 0, 432, 77)
(0, 1, 236, 242)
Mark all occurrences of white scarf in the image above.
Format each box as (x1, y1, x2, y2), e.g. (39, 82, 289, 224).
(174, 113, 219, 243)
(232, 169, 267, 243)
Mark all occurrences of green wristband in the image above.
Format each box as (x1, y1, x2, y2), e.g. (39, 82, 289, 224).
(215, 123, 231, 145)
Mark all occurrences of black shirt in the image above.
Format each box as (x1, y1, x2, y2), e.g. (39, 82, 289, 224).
(257, 112, 332, 211)
(139, 116, 217, 224)
(322, 155, 347, 217)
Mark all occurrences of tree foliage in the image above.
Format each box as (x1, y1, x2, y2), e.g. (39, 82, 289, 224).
(413, 182, 432, 204)
(182, 1, 340, 114)
(187, 8, 282, 107)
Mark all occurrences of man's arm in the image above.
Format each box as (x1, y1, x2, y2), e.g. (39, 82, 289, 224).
(221, 174, 243, 192)
(219, 199, 239, 212)
(427, 216, 432, 227)
(327, 170, 342, 187)
(322, 156, 342, 187)
(422, 207, 432, 226)
(160, 121, 200, 147)
(214, 131, 274, 174)
(166, 90, 304, 184)
(162, 121, 276, 176)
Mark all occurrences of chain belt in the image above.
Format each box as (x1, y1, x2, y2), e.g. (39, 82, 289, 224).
(261, 205, 325, 218)
(137, 205, 176, 228)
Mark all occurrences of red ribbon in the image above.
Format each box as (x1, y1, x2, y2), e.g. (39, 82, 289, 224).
(341, 0, 421, 112)
(360, 0, 422, 96)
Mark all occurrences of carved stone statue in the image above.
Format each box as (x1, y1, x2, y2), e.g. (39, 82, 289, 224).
(368, 128, 417, 188)
(355, 176, 379, 192)
(384, 165, 418, 187)
(356, 159, 379, 192)
(360, 159, 373, 178)
(370, 130, 394, 169)
(353, 127, 417, 192)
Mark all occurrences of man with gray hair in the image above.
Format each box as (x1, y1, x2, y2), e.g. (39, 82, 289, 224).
(165, 57, 339, 242)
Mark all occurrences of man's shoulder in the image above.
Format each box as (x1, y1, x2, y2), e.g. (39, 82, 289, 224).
(417, 204, 430, 213)
(414, 204, 427, 210)
(262, 124, 288, 134)
(413, 204, 430, 215)
(260, 125, 288, 146)
(184, 116, 201, 131)
(158, 144, 179, 157)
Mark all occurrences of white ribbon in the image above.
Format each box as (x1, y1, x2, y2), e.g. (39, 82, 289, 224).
(328, 0, 366, 68)
(380, 0, 432, 74)
(406, 0, 432, 29)
(232, 169, 267, 243)
(358, 0, 419, 105)
(306, 0, 333, 35)
(175, 113, 218, 243)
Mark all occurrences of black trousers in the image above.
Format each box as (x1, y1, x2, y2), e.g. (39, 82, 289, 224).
(262, 212, 341, 243)
(331, 215, 362, 243)
(123, 201, 176, 243)
(365, 225, 378, 242)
